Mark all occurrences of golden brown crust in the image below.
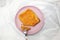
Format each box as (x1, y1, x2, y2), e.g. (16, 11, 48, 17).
(21, 25, 31, 31)
(19, 9, 40, 26)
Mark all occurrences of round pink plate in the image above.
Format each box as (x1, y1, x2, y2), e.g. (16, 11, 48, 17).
(15, 6, 44, 35)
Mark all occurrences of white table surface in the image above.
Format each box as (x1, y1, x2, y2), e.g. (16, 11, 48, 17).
(0, 0, 60, 40)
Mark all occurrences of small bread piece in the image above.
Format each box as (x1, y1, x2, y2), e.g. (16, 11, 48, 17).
(19, 9, 40, 26)
(21, 25, 31, 31)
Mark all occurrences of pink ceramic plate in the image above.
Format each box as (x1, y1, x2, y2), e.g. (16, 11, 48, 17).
(15, 6, 44, 35)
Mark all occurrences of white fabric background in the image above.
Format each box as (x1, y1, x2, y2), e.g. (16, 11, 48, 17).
(0, 0, 60, 40)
